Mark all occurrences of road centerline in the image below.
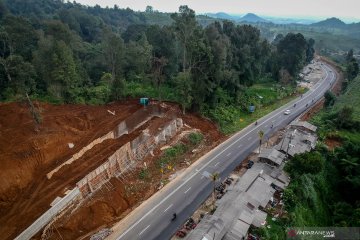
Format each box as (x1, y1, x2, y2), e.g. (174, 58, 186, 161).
(184, 187, 191, 194)
(138, 225, 151, 236)
(163, 204, 173, 213)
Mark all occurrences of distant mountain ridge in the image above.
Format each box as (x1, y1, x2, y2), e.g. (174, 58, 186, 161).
(238, 13, 269, 23)
(311, 17, 347, 28)
(204, 12, 238, 20)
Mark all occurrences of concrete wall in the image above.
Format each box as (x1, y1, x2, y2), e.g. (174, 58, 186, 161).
(76, 118, 183, 198)
(15, 188, 81, 240)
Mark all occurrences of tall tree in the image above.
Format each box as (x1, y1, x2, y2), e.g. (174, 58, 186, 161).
(277, 33, 307, 77)
(102, 29, 125, 83)
(171, 5, 197, 72)
(174, 71, 192, 114)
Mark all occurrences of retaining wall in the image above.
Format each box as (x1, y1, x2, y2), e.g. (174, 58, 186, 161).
(76, 118, 183, 198)
(15, 188, 81, 240)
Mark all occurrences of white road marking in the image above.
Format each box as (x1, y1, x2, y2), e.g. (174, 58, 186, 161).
(226, 152, 232, 157)
(237, 144, 243, 149)
(201, 175, 205, 179)
(264, 125, 268, 128)
(116, 63, 335, 240)
(184, 187, 191, 194)
(214, 162, 220, 167)
(247, 137, 252, 140)
(138, 225, 150, 236)
(163, 204, 173, 213)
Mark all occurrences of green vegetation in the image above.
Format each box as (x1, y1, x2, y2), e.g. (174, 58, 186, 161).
(188, 132, 204, 146)
(138, 168, 150, 180)
(254, 68, 360, 239)
(203, 84, 299, 133)
(157, 144, 188, 167)
(1, 1, 314, 128)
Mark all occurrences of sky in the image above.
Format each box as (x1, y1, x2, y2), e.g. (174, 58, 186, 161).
(74, 0, 360, 21)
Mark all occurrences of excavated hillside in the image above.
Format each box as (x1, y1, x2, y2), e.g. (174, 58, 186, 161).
(0, 100, 224, 240)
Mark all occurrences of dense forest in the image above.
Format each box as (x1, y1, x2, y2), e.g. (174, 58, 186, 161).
(0, 0, 314, 114)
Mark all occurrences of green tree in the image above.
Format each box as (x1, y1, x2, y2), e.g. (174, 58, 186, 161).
(346, 58, 359, 81)
(335, 106, 354, 129)
(174, 71, 192, 114)
(171, 5, 198, 72)
(285, 151, 325, 177)
(111, 76, 125, 100)
(102, 29, 125, 83)
(277, 33, 307, 77)
(50, 41, 81, 102)
(0, 0, 7, 19)
(124, 34, 152, 79)
(4, 55, 36, 96)
(306, 38, 315, 63)
(324, 90, 336, 107)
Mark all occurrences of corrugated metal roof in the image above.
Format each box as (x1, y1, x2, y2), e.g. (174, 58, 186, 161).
(290, 121, 317, 132)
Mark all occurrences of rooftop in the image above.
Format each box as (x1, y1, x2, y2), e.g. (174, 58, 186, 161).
(258, 148, 286, 165)
(290, 121, 317, 132)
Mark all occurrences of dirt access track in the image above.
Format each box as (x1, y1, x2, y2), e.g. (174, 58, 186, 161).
(0, 99, 223, 239)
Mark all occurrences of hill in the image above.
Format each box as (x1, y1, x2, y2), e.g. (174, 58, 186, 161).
(238, 13, 269, 23)
(204, 12, 238, 21)
(311, 17, 347, 28)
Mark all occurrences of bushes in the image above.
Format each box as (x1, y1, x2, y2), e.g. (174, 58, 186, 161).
(188, 132, 203, 145)
(157, 144, 188, 168)
(285, 151, 325, 177)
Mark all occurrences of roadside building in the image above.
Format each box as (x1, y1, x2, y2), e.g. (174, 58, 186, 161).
(185, 163, 286, 240)
(258, 148, 286, 167)
(290, 121, 317, 134)
(276, 128, 317, 157)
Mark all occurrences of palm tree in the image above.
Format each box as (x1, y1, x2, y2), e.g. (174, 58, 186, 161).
(258, 130, 264, 154)
(210, 172, 219, 211)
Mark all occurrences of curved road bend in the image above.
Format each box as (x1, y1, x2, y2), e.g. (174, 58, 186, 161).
(107, 61, 337, 240)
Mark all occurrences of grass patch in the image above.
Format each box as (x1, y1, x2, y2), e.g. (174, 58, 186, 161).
(203, 83, 300, 134)
(211, 94, 298, 134)
(156, 144, 188, 169)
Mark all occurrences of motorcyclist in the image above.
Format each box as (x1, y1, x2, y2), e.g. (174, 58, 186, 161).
(172, 213, 177, 221)
(255, 121, 258, 126)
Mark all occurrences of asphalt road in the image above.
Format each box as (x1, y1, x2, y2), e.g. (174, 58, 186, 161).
(108, 61, 337, 240)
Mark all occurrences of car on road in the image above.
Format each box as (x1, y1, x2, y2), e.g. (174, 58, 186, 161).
(247, 160, 254, 169)
(284, 109, 291, 115)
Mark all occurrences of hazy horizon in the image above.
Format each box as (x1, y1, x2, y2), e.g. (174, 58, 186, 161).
(74, 0, 360, 23)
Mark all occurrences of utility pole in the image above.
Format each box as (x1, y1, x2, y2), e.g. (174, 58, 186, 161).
(286, 130, 296, 158)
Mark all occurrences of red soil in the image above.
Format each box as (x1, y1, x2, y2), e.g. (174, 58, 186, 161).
(0, 100, 224, 240)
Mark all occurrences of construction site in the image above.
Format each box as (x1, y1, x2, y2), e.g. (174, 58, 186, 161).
(0, 99, 224, 240)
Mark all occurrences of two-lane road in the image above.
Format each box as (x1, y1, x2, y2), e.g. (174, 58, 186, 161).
(108, 61, 337, 240)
